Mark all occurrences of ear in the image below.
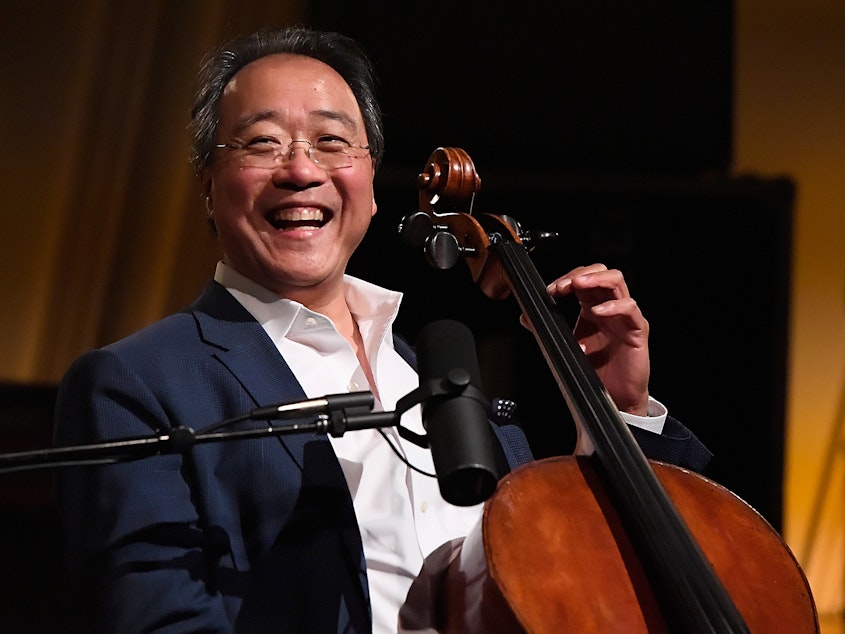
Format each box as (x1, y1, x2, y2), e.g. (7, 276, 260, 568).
(370, 195, 377, 218)
(200, 172, 218, 234)
(201, 172, 213, 217)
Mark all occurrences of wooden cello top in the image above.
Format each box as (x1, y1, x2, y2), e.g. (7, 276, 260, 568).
(442, 456, 818, 632)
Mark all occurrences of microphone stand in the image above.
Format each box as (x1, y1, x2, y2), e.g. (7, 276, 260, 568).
(0, 372, 476, 476)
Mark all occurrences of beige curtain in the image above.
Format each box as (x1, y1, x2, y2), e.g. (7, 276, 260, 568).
(1, 0, 307, 383)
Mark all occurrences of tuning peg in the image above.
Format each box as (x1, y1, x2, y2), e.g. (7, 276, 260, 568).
(424, 231, 461, 270)
(398, 211, 435, 248)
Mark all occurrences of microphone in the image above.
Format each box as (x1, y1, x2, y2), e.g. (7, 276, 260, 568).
(416, 319, 499, 506)
(249, 392, 374, 421)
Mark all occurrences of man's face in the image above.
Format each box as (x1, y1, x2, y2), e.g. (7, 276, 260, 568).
(203, 53, 377, 296)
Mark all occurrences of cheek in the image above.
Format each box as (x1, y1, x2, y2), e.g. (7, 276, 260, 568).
(211, 171, 266, 220)
(216, 171, 260, 202)
(338, 170, 376, 217)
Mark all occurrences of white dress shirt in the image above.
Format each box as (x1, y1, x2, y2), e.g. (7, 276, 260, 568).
(214, 261, 667, 632)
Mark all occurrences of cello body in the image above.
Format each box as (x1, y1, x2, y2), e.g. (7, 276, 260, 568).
(442, 457, 818, 632)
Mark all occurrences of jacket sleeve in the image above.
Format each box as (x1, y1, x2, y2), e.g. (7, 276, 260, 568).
(53, 349, 233, 633)
(490, 398, 712, 474)
(629, 416, 713, 472)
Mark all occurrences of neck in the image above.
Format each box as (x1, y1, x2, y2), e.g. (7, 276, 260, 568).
(234, 268, 379, 398)
(294, 285, 379, 402)
(325, 297, 379, 402)
(279, 280, 378, 397)
(266, 275, 348, 321)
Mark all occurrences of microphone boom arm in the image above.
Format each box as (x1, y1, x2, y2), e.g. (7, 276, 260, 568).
(0, 379, 481, 475)
(1, 391, 381, 475)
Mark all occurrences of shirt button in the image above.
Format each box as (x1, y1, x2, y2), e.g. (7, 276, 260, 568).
(304, 317, 317, 328)
(420, 501, 428, 513)
(348, 381, 359, 391)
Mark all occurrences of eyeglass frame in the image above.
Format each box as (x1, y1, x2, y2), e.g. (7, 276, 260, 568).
(213, 137, 371, 170)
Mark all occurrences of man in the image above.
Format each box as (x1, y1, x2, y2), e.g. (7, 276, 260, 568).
(54, 26, 710, 632)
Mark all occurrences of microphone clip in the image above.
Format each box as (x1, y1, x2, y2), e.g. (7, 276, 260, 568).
(392, 368, 489, 449)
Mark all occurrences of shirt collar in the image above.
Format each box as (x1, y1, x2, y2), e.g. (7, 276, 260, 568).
(213, 261, 404, 347)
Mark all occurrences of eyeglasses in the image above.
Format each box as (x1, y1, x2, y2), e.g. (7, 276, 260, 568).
(214, 138, 371, 170)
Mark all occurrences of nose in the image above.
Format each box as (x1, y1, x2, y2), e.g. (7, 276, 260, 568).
(273, 139, 325, 186)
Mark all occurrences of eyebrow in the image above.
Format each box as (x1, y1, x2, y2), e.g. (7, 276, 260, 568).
(230, 108, 360, 135)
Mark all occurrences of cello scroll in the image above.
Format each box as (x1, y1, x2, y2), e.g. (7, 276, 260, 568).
(400, 147, 522, 300)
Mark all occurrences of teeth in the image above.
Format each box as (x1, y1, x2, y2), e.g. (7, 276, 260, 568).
(277, 208, 324, 223)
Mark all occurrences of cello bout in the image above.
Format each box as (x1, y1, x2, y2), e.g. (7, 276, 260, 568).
(442, 457, 819, 633)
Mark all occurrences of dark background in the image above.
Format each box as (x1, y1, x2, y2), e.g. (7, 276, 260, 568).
(309, 0, 790, 524)
(0, 2, 795, 631)
(312, 1, 733, 174)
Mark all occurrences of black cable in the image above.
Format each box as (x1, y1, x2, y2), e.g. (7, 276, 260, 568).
(376, 428, 436, 478)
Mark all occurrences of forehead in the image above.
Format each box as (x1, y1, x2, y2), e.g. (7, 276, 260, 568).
(219, 53, 363, 131)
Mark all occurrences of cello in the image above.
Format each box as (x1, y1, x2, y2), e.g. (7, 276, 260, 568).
(400, 147, 818, 632)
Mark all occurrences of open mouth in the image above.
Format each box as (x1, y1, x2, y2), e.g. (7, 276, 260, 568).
(266, 208, 329, 231)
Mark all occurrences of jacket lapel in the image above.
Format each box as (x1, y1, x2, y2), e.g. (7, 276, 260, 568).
(188, 280, 306, 410)
(186, 280, 372, 623)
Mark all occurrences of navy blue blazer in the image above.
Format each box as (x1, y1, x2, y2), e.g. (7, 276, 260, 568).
(54, 280, 711, 633)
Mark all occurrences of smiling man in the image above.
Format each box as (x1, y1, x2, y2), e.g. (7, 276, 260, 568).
(202, 51, 381, 393)
(53, 26, 711, 633)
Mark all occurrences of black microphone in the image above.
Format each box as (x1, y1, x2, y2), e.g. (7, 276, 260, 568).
(416, 319, 499, 506)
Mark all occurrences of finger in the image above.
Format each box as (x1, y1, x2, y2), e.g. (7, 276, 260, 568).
(589, 298, 650, 339)
(546, 263, 609, 296)
(570, 268, 630, 300)
(591, 296, 643, 319)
